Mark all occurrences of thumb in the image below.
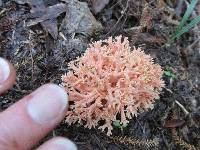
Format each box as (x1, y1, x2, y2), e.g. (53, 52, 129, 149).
(0, 84, 69, 150)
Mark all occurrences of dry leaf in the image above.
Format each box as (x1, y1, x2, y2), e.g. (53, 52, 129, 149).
(27, 3, 67, 26)
(14, 0, 67, 39)
(164, 119, 185, 128)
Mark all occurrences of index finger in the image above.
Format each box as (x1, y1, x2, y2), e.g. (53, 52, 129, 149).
(0, 58, 16, 94)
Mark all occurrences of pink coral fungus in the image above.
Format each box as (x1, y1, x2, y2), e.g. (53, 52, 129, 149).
(62, 36, 164, 136)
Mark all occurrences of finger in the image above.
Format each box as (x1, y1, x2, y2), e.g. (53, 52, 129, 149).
(0, 57, 16, 94)
(0, 84, 68, 150)
(36, 137, 77, 150)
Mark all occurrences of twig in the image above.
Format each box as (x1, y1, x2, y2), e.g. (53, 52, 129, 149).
(59, 32, 67, 41)
(175, 100, 189, 115)
(106, 0, 130, 36)
(164, 87, 173, 93)
(124, 26, 141, 33)
(0, 8, 7, 16)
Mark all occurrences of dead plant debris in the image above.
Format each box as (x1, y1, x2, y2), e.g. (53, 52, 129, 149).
(0, 0, 200, 149)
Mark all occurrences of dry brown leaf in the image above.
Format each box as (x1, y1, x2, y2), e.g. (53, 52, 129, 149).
(164, 119, 185, 128)
(27, 3, 67, 26)
(14, 0, 67, 39)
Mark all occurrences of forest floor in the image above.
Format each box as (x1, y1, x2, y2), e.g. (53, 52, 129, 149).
(0, 0, 200, 149)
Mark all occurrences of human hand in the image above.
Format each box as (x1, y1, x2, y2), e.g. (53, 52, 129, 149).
(0, 58, 77, 150)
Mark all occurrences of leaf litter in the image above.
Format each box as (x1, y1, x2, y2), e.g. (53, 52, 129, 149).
(1, 0, 200, 149)
(14, 0, 102, 39)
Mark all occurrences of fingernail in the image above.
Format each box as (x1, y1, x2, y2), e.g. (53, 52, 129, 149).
(0, 58, 10, 84)
(48, 138, 77, 150)
(27, 84, 68, 124)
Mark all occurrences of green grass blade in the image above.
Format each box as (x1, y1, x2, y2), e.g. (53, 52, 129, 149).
(172, 15, 200, 40)
(175, 0, 198, 33)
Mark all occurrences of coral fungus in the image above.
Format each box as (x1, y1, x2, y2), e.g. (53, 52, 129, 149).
(62, 36, 164, 136)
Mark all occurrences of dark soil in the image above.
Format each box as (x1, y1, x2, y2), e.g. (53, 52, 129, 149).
(1, 0, 200, 149)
